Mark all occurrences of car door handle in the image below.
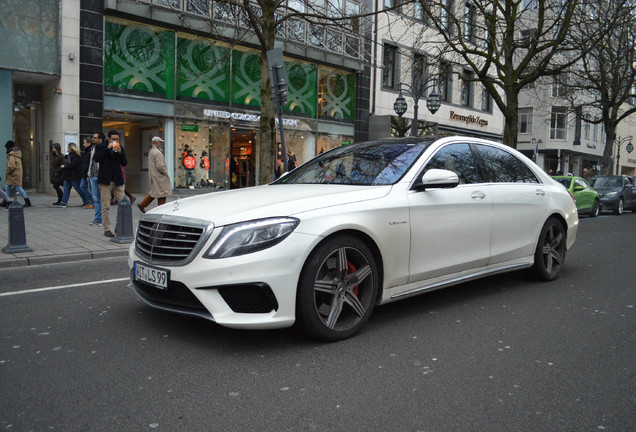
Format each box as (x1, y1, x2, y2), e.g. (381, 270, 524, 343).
(536, 189, 546, 196)
(471, 191, 486, 200)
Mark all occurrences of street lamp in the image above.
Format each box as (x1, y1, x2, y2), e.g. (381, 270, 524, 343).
(393, 78, 441, 136)
(615, 136, 633, 175)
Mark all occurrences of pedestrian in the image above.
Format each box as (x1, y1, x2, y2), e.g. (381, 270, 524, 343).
(582, 167, 591, 181)
(49, 142, 65, 205)
(79, 137, 94, 209)
(94, 129, 127, 237)
(4, 140, 31, 207)
(137, 136, 172, 213)
(57, 142, 91, 208)
(0, 172, 11, 208)
(87, 132, 103, 226)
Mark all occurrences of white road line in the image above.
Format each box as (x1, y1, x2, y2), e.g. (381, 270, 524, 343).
(0, 278, 130, 297)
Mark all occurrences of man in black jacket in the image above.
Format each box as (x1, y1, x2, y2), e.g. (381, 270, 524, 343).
(94, 130, 127, 237)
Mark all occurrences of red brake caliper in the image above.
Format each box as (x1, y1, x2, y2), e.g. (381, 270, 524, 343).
(347, 261, 359, 296)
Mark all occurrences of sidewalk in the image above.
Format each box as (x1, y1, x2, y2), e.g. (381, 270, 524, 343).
(0, 192, 144, 268)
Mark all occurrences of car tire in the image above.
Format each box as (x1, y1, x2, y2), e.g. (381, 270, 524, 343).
(531, 217, 567, 281)
(295, 235, 379, 341)
(614, 198, 624, 215)
(590, 199, 600, 217)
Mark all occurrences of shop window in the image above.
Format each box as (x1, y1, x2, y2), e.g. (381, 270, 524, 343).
(177, 36, 230, 103)
(175, 122, 230, 189)
(284, 62, 318, 118)
(318, 67, 356, 123)
(104, 18, 175, 99)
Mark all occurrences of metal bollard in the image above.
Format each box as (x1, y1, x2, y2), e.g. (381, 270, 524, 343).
(2, 200, 33, 253)
(111, 196, 134, 244)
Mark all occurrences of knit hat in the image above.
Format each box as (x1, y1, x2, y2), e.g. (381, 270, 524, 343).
(5, 140, 15, 154)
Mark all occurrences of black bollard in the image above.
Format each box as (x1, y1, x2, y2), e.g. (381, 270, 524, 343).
(2, 200, 33, 253)
(111, 196, 134, 244)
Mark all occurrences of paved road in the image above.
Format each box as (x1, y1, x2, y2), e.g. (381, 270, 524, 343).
(1, 215, 634, 431)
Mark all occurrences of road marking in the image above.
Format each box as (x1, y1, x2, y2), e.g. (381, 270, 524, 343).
(0, 278, 129, 297)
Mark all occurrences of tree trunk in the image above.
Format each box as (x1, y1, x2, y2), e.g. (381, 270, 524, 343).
(258, 49, 276, 185)
(502, 92, 519, 149)
(601, 128, 616, 175)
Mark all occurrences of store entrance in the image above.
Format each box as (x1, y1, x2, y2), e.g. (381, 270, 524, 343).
(230, 128, 256, 189)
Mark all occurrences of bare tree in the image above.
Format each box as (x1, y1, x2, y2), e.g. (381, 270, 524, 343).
(564, 0, 636, 174)
(408, 0, 606, 148)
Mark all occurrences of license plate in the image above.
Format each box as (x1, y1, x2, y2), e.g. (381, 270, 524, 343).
(134, 261, 170, 290)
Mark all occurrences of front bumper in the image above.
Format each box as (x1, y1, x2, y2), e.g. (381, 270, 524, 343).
(128, 229, 319, 330)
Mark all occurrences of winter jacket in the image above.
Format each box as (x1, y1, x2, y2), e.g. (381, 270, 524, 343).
(94, 140, 127, 186)
(81, 144, 94, 178)
(148, 146, 172, 198)
(5, 148, 23, 186)
(50, 153, 65, 186)
(62, 152, 83, 182)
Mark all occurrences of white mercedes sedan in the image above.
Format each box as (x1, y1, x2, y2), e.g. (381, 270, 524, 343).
(128, 136, 578, 341)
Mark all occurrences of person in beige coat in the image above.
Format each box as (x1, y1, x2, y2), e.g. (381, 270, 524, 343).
(137, 136, 173, 213)
(4, 140, 31, 207)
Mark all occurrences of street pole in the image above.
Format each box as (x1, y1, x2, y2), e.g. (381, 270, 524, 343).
(267, 49, 289, 174)
(615, 136, 633, 175)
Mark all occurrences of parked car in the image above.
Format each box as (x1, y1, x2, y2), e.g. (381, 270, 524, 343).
(589, 175, 636, 215)
(128, 136, 578, 341)
(552, 175, 601, 217)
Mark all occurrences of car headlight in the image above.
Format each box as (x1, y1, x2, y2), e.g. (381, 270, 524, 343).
(204, 217, 300, 259)
(604, 191, 617, 198)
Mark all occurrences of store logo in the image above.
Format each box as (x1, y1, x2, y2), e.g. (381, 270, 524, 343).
(203, 109, 299, 127)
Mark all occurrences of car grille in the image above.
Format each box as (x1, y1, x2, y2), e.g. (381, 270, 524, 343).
(135, 218, 207, 263)
(217, 284, 279, 313)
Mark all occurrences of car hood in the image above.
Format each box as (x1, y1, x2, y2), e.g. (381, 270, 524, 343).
(146, 184, 391, 227)
(593, 187, 620, 194)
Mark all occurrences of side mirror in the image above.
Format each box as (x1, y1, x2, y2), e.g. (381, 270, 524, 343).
(415, 168, 460, 190)
(573, 185, 584, 192)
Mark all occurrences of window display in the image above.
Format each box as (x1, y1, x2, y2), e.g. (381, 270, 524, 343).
(175, 123, 229, 189)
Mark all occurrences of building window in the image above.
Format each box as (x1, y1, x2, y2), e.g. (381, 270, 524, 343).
(346, 0, 361, 33)
(412, 53, 428, 93)
(552, 74, 566, 97)
(441, 0, 455, 34)
(187, 0, 209, 16)
(414, 0, 426, 22)
(522, 0, 538, 9)
(288, 0, 306, 12)
(481, 85, 491, 112)
(383, 44, 398, 89)
(583, 121, 590, 139)
(518, 107, 533, 133)
(550, 107, 567, 140)
(384, 0, 404, 11)
(439, 61, 452, 102)
(464, 3, 476, 43)
(460, 70, 473, 107)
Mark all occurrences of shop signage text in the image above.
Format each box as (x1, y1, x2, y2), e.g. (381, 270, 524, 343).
(587, 143, 597, 149)
(449, 111, 489, 127)
(203, 109, 299, 127)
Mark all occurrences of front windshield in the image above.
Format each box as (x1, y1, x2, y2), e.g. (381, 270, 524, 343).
(275, 138, 432, 186)
(591, 176, 621, 188)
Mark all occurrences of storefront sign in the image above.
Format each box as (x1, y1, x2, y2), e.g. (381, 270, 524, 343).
(203, 109, 299, 127)
(587, 143, 597, 149)
(181, 124, 198, 132)
(449, 111, 489, 127)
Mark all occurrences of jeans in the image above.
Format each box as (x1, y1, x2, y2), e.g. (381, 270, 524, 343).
(89, 176, 102, 223)
(61, 179, 90, 205)
(4, 185, 28, 200)
(79, 176, 92, 205)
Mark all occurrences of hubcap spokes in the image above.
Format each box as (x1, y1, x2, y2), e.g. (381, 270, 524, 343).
(542, 225, 564, 275)
(313, 247, 372, 330)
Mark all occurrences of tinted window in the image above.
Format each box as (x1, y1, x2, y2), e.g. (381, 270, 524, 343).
(554, 177, 572, 188)
(476, 145, 539, 183)
(424, 143, 480, 184)
(276, 139, 431, 186)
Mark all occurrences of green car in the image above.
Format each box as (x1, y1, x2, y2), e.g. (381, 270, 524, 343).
(552, 176, 601, 217)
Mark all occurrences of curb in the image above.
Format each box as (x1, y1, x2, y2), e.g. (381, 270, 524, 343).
(0, 249, 129, 269)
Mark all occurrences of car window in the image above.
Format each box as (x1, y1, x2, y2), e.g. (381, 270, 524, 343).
(423, 143, 480, 184)
(476, 145, 539, 183)
(574, 179, 588, 189)
(554, 177, 572, 188)
(625, 177, 633, 187)
(591, 177, 621, 188)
